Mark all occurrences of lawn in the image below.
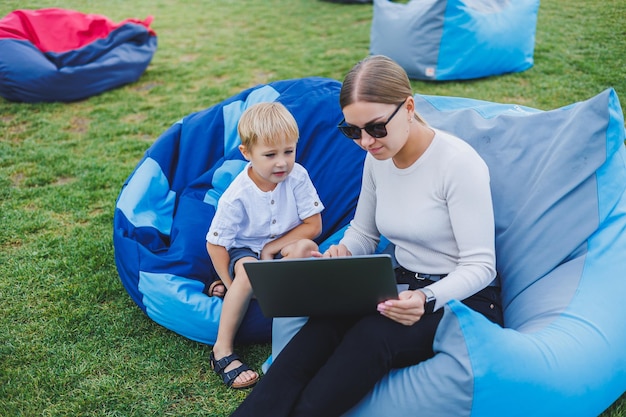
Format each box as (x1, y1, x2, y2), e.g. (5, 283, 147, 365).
(1, 0, 625, 416)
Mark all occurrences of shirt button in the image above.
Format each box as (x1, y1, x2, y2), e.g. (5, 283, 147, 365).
(213, 232, 218, 236)
(272, 219, 276, 224)
(314, 202, 319, 206)
(271, 200, 275, 204)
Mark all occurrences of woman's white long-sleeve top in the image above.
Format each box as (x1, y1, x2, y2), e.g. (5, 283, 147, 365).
(340, 128, 496, 311)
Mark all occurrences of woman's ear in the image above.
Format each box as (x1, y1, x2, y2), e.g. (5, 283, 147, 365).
(405, 96, 415, 119)
(239, 144, 251, 161)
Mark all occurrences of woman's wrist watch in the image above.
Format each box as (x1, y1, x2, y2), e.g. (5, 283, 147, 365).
(419, 288, 436, 314)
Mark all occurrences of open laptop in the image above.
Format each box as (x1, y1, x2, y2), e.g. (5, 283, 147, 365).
(244, 254, 399, 317)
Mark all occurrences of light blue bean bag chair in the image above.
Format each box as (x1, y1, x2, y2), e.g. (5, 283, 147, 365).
(271, 87, 626, 416)
(370, 0, 540, 80)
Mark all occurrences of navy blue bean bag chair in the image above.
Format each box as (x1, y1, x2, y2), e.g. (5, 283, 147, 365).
(114, 78, 366, 344)
(114, 77, 626, 415)
(0, 8, 156, 102)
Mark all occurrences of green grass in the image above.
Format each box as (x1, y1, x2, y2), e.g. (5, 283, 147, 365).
(1, 0, 625, 415)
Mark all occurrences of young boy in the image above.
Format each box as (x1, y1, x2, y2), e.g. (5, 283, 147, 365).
(205, 102, 324, 389)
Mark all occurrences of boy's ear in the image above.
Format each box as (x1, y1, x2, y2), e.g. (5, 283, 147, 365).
(239, 144, 251, 161)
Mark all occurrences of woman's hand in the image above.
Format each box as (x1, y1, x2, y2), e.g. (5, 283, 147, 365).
(311, 244, 352, 258)
(377, 290, 426, 326)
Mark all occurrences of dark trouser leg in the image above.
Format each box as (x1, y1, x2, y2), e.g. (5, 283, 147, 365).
(232, 282, 502, 417)
(288, 284, 502, 417)
(290, 311, 443, 417)
(230, 316, 359, 417)
(461, 285, 503, 326)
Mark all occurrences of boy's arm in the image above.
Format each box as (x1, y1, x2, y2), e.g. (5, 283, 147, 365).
(260, 213, 322, 260)
(206, 242, 234, 288)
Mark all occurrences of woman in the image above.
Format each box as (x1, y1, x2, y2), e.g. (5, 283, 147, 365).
(230, 55, 503, 417)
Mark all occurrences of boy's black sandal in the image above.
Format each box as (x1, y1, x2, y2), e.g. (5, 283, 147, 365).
(210, 352, 258, 389)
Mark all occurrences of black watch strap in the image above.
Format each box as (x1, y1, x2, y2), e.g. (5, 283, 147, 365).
(420, 288, 436, 314)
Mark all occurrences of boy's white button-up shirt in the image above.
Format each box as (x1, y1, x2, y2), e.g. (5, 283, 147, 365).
(206, 162, 324, 255)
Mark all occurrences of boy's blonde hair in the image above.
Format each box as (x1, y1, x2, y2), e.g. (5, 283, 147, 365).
(238, 102, 299, 149)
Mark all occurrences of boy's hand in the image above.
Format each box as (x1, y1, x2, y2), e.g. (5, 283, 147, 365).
(207, 280, 226, 297)
(260, 246, 279, 260)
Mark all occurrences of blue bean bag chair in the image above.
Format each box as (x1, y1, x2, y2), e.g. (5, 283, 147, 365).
(115, 76, 626, 415)
(0, 8, 157, 103)
(370, 0, 539, 80)
(271, 86, 626, 416)
(113, 77, 366, 344)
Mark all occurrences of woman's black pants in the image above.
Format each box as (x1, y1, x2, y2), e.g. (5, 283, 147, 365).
(230, 271, 502, 417)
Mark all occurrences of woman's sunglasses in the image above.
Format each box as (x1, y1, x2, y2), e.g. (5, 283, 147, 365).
(338, 101, 405, 140)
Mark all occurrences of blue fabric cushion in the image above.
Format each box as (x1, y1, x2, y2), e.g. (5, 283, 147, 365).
(113, 78, 366, 344)
(370, 0, 539, 80)
(347, 89, 626, 416)
(273, 88, 626, 417)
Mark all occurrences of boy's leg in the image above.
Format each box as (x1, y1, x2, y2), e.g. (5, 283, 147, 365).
(212, 256, 257, 386)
